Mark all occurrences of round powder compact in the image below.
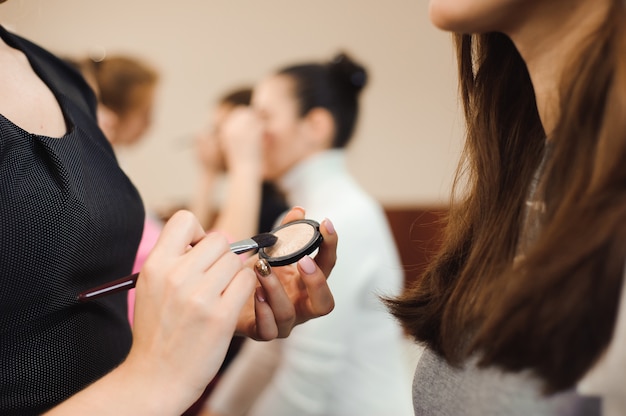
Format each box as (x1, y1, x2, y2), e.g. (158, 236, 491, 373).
(259, 219, 323, 266)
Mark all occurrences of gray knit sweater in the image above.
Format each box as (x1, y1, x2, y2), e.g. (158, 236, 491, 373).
(412, 349, 601, 416)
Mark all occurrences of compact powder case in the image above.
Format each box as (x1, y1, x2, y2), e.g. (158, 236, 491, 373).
(259, 219, 323, 266)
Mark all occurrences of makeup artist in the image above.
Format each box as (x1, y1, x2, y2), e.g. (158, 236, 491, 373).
(0, 5, 337, 415)
(202, 52, 413, 416)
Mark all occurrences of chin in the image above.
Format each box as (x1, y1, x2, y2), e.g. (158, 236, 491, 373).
(428, 0, 510, 34)
(429, 0, 467, 30)
(429, 8, 478, 33)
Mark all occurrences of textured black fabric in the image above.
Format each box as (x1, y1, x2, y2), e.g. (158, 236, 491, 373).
(0, 26, 145, 415)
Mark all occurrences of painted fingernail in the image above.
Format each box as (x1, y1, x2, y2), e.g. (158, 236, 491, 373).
(255, 287, 266, 302)
(255, 258, 272, 277)
(322, 218, 335, 235)
(298, 255, 316, 274)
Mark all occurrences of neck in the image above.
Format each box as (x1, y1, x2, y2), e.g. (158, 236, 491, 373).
(505, 0, 611, 136)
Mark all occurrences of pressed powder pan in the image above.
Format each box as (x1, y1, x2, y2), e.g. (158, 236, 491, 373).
(259, 219, 323, 266)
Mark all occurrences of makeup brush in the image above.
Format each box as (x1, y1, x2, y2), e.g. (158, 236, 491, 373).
(77, 232, 278, 302)
(230, 232, 277, 255)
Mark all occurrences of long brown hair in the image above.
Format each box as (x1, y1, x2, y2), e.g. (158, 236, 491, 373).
(386, 0, 626, 393)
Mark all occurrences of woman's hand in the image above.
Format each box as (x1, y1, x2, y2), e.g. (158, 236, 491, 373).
(43, 208, 335, 415)
(195, 125, 226, 174)
(235, 207, 337, 340)
(128, 210, 258, 409)
(218, 106, 264, 175)
(44, 210, 260, 415)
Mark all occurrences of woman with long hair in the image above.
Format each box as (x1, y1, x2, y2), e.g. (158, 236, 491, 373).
(386, 1, 626, 415)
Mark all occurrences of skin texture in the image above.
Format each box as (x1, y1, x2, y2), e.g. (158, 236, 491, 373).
(0, 35, 67, 138)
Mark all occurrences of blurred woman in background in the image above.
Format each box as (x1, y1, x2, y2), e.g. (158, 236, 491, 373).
(70, 54, 158, 146)
(202, 52, 413, 416)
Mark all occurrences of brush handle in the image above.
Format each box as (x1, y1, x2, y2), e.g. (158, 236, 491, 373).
(77, 272, 139, 302)
(77, 239, 259, 302)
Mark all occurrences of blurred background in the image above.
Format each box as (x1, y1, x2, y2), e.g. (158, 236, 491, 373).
(1, 0, 463, 213)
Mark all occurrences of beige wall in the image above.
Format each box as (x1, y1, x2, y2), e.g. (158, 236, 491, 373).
(1, 0, 463, 211)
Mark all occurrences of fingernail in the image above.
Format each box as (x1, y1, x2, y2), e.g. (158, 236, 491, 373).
(254, 258, 272, 277)
(292, 206, 306, 215)
(255, 287, 266, 302)
(298, 255, 316, 274)
(322, 218, 335, 235)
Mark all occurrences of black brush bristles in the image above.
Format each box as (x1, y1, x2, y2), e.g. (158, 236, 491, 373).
(251, 232, 278, 248)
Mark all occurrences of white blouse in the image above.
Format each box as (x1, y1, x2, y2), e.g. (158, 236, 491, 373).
(206, 150, 414, 416)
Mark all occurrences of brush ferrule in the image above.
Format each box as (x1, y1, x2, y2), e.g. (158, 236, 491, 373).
(229, 239, 258, 255)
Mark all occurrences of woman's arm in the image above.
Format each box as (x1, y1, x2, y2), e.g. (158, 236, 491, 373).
(210, 107, 264, 241)
(189, 127, 225, 229)
(191, 106, 264, 240)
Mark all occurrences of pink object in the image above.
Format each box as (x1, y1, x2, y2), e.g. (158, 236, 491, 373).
(127, 215, 163, 326)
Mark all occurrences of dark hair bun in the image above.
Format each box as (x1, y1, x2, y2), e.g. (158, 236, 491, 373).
(329, 52, 368, 93)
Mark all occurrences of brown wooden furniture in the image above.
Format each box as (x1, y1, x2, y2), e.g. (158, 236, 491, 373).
(384, 206, 448, 288)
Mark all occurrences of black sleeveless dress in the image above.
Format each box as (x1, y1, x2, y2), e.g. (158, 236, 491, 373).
(0, 26, 144, 415)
